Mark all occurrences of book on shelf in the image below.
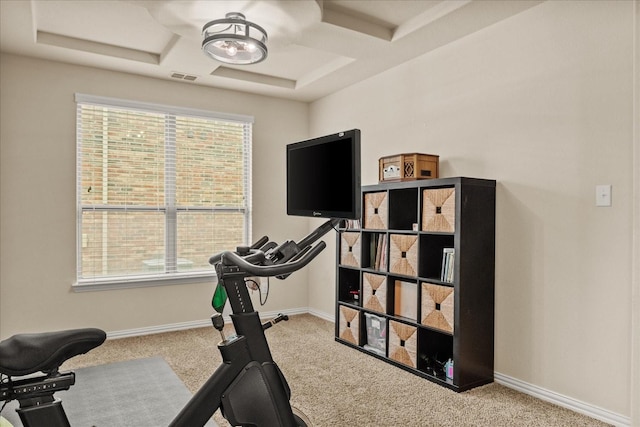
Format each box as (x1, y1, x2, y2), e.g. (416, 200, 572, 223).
(344, 219, 361, 229)
(441, 248, 455, 283)
(380, 234, 388, 270)
(371, 235, 378, 269)
(370, 233, 388, 270)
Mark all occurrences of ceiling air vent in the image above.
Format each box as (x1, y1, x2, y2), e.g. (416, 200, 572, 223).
(170, 72, 198, 82)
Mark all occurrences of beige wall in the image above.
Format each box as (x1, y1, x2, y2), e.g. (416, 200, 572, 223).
(0, 54, 310, 336)
(309, 0, 636, 420)
(1, 0, 638, 423)
(632, 1, 640, 422)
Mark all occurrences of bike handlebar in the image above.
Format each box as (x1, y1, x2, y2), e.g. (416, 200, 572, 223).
(208, 219, 338, 279)
(208, 235, 270, 266)
(218, 241, 326, 277)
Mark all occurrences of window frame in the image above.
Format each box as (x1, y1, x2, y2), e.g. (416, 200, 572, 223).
(73, 94, 253, 291)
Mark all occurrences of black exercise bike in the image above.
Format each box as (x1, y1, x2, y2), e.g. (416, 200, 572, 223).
(0, 219, 338, 427)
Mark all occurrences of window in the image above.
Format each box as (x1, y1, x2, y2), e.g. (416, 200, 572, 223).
(75, 94, 252, 289)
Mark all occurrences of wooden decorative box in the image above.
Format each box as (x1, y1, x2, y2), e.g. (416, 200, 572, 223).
(422, 188, 456, 232)
(339, 305, 360, 345)
(389, 234, 418, 276)
(363, 272, 387, 314)
(364, 192, 388, 229)
(421, 283, 455, 334)
(379, 153, 439, 182)
(388, 320, 417, 368)
(340, 232, 361, 267)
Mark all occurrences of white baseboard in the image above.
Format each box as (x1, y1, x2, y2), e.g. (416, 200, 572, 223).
(306, 307, 334, 322)
(107, 319, 211, 339)
(106, 307, 312, 339)
(107, 310, 629, 426)
(494, 372, 630, 427)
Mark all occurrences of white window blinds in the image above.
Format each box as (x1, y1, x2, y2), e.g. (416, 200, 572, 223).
(75, 94, 252, 287)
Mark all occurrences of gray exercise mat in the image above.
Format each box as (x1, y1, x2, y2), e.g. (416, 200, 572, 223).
(2, 357, 217, 426)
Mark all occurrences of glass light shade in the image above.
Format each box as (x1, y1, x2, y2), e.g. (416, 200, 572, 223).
(202, 13, 268, 65)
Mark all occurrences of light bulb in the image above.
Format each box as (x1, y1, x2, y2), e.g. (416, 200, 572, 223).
(226, 45, 238, 56)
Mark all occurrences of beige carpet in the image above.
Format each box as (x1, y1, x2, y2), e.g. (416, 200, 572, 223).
(62, 314, 609, 427)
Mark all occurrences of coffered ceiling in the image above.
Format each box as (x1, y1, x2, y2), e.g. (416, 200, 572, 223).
(0, 0, 543, 102)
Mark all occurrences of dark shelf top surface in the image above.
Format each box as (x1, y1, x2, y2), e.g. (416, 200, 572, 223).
(363, 176, 496, 192)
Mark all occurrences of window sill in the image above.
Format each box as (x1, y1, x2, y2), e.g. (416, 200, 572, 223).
(72, 272, 217, 292)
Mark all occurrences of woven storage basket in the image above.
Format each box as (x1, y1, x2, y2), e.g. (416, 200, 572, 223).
(389, 234, 418, 276)
(339, 306, 359, 345)
(364, 192, 388, 229)
(363, 273, 387, 314)
(388, 320, 417, 368)
(422, 188, 456, 232)
(421, 283, 455, 334)
(340, 232, 361, 267)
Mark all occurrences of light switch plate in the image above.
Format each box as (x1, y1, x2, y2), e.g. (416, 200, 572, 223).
(596, 185, 612, 207)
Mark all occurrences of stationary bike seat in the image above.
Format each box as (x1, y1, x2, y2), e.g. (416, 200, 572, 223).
(0, 328, 106, 376)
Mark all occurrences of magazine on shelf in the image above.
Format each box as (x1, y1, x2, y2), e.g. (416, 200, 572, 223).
(441, 248, 455, 283)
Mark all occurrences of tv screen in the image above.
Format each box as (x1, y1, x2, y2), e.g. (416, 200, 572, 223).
(287, 129, 361, 220)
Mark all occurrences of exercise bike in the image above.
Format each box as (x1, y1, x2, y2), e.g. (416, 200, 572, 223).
(0, 219, 338, 427)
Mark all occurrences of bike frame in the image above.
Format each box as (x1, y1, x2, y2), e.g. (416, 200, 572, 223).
(169, 274, 296, 427)
(170, 218, 339, 427)
(2, 219, 338, 427)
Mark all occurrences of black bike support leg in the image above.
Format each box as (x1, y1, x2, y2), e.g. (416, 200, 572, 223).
(229, 312, 297, 427)
(17, 396, 71, 427)
(168, 335, 252, 427)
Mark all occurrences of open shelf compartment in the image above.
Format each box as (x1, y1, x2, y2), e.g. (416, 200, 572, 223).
(388, 188, 419, 230)
(417, 327, 454, 382)
(418, 234, 455, 282)
(338, 267, 361, 306)
(361, 232, 388, 271)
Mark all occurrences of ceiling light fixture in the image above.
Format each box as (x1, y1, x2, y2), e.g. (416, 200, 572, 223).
(202, 12, 268, 65)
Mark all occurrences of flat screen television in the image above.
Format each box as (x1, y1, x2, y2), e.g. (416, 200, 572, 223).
(287, 129, 361, 220)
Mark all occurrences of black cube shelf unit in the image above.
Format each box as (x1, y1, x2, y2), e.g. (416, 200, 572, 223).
(335, 177, 496, 392)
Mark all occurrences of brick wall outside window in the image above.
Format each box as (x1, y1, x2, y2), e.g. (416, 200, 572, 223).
(77, 97, 251, 284)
